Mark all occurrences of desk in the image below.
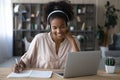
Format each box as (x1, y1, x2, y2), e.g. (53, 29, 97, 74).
(0, 68, 120, 80)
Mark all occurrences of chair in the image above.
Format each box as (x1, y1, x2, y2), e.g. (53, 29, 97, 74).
(22, 36, 33, 51)
(106, 33, 120, 66)
(109, 33, 120, 50)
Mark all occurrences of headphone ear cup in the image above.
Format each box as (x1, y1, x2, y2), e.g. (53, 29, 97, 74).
(67, 22, 70, 27)
(46, 24, 50, 31)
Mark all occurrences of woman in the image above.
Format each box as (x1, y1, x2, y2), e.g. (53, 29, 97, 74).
(13, 1, 80, 73)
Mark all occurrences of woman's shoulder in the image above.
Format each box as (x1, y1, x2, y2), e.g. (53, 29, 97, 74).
(34, 32, 49, 39)
(72, 35, 77, 39)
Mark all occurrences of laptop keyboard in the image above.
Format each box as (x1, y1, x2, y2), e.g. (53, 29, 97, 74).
(58, 72, 64, 76)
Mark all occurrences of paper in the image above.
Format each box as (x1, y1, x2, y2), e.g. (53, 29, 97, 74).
(7, 70, 52, 78)
(30, 70, 52, 78)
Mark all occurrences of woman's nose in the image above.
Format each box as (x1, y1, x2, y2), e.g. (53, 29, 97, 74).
(57, 28, 61, 33)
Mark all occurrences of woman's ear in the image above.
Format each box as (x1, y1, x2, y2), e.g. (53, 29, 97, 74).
(67, 22, 70, 27)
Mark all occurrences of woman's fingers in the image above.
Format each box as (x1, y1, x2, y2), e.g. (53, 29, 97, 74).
(12, 60, 26, 73)
(13, 64, 19, 73)
(13, 64, 23, 73)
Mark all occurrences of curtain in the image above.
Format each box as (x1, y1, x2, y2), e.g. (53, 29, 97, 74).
(0, 0, 13, 63)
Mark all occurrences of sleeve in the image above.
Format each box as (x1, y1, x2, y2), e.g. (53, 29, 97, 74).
(74, 36, 81, 51)
(20, 35, 39, 68)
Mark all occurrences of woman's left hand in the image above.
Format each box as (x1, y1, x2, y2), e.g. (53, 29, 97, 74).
(66, 30, 74, 42)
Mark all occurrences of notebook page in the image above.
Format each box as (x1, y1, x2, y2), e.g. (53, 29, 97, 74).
(30, 70, 52, 78)
(7, 70, 32, 78)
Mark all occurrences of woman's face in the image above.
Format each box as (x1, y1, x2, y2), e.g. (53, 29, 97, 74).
(50, 18, 68, 40)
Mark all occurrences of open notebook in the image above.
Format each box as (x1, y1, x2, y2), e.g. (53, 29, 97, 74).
(7, 70, 52, 78)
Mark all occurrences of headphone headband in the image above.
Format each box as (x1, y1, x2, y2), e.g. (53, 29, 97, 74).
(47, 10, 69, 23)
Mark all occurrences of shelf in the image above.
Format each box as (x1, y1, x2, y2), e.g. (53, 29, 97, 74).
(13, 3, 96, 56)
(14, 29, 39, 31)
(71, 30, 94, 33)
(13, 29, 49, 32)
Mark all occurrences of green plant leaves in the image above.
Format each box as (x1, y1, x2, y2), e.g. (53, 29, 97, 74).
(105, 57, 115, 66)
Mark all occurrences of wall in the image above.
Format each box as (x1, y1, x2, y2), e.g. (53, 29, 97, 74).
(97, 0, 120, 33)
(12, 0, 96, 4)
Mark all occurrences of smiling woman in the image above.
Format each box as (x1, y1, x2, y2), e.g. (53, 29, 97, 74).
(12, 0, 80, 73)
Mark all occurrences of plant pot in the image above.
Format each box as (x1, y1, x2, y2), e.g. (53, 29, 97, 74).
(100, 46, 108, 58)
(105, 65, 115, 73)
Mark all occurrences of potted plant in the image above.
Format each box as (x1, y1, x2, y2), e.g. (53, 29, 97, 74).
(105, 57, 116, 73)
(96, 25, 108, 57)
(96, 1, 120, 57)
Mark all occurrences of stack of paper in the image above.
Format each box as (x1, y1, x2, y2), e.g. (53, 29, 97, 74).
(7, 70, 52, 78)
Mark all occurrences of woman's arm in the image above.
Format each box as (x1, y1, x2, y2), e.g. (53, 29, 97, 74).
(66, 31, 80, 52)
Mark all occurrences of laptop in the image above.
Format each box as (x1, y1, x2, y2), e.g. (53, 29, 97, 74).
(55, 51, 101, 78)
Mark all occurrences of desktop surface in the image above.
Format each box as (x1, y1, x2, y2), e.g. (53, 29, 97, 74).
(0, 68, 120, 80)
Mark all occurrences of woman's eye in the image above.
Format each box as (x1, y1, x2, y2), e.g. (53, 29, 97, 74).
(53, 27, 57, 29)
(61, 26, 65, 28)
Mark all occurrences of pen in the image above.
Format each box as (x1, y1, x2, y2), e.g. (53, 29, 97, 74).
(15, 58, 18, 64)
(15, 58, 23, 72)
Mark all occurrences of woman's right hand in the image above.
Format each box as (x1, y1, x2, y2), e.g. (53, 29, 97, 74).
(12, 60, 25, 73)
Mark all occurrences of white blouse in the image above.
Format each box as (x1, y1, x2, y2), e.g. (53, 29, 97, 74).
(21, 32, 80, 69)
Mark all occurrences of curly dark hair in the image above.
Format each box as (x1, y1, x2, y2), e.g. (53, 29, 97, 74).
(44, 1, 74, 24)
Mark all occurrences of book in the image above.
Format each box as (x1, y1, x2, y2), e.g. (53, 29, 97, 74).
(7, 70, 52, 78)
(81, 22, 85, 31)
